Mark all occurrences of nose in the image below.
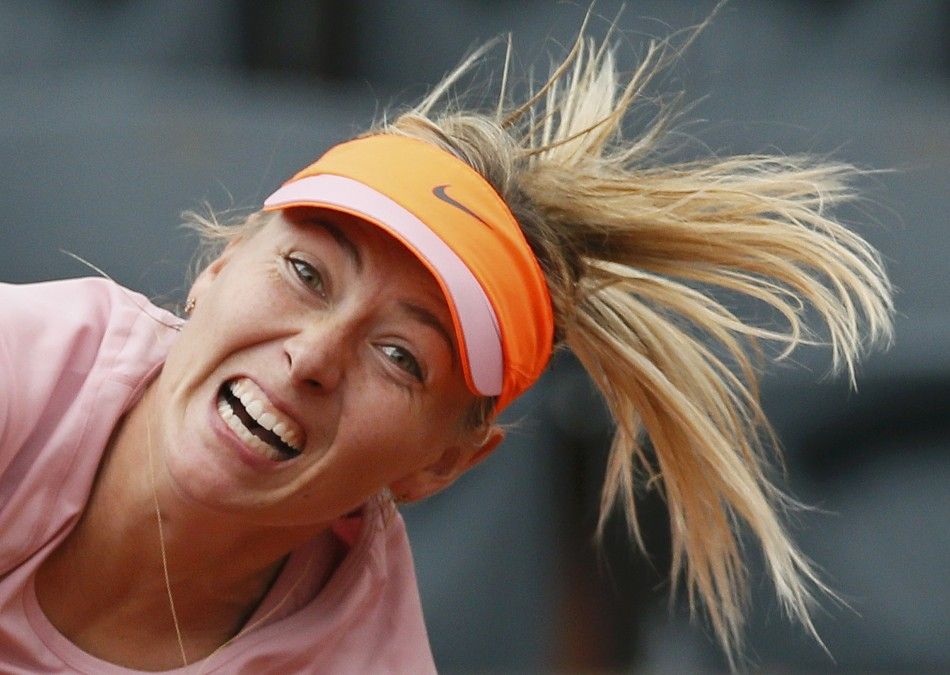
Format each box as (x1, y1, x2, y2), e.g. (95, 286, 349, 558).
(284, 318, 352, 392)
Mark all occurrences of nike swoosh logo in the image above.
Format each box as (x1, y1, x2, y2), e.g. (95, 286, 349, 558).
(432, 184, 492, 228)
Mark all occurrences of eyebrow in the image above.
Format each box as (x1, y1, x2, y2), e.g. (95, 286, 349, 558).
(310, 217, 363, 273)
(400, 301, 457, 366)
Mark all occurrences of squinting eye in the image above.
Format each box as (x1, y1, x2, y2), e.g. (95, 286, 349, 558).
(290, 258, 325, 295)
(379, 345, 423, 381)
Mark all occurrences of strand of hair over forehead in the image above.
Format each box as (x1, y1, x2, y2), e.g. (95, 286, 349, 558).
(378, 10, 893, 668)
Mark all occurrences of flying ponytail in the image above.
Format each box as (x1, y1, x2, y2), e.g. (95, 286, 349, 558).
(375, 28, 894, 666)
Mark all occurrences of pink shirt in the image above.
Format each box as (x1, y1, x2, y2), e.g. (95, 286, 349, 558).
(0, 278, 436, 673)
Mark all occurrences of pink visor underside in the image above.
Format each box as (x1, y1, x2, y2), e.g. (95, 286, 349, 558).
(264, 174, 503, 397)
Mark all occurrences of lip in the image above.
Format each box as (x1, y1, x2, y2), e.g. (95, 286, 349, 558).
(209, 375, 304, 471)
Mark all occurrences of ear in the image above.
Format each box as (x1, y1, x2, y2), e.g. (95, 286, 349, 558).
(187, 237, 243, 305)
(389, 426, 505, 503)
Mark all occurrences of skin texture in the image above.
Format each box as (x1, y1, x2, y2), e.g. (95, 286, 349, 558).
(35, 211, 503, 668)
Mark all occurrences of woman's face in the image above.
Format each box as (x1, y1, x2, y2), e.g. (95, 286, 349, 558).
(153, 210, 497, 529)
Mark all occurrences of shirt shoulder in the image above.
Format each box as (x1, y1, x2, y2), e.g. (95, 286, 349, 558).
(0, 277, 180, 479)
(0, 277, 181, 572)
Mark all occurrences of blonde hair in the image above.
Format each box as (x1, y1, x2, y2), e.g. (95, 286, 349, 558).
(368, 29, 894, 667)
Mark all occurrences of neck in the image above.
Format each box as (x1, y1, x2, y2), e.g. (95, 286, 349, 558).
(35, 378, 343, 668)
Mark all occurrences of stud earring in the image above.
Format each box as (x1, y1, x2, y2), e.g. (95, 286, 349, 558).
(184, 297, 196, 314)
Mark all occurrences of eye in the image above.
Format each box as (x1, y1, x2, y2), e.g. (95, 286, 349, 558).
(379, 344, 423, 382)
(289, 257, 325, 296)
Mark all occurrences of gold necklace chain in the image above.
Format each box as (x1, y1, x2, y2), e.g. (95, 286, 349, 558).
(146, 413, 189, 665)
(145, 414, 314, 672)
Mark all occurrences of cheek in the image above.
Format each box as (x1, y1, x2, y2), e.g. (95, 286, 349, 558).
(336, 390, 446, 472)
(187, 267, 288, 357)
(208, 265, 284, 325)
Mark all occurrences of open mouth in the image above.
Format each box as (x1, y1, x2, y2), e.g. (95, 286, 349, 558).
(216, 378, 303, 462)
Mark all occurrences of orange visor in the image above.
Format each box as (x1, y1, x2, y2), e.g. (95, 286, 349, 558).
(262, 134, 554, 412)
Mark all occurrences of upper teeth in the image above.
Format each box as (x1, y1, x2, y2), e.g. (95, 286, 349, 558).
(228, 378, 303, 450)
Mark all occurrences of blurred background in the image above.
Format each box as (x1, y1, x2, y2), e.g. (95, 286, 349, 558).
(1, 0, 947, 672)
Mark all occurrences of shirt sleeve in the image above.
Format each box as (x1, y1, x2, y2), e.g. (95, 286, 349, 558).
(0, 316, 11, 453)
(0, 281, 32, 459)
(0, 279, 113, 475)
